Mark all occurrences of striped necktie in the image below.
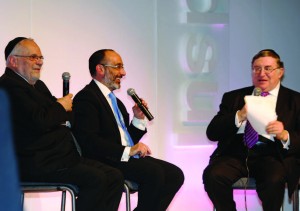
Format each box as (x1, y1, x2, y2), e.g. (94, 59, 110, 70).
(244, 91, 269, 148)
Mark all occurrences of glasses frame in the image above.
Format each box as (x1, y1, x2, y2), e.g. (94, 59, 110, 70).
(100, 64, 124, 70)
(252, 66, 280, 75)
(13, 55, 44, 62)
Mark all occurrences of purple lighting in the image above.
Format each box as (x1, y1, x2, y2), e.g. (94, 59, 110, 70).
(212, 23, 226, 29)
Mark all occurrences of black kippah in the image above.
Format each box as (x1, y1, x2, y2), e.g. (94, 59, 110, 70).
(4, 37, 27, 60)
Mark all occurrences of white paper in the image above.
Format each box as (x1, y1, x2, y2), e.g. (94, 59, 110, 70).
(244, 95, 277, 140)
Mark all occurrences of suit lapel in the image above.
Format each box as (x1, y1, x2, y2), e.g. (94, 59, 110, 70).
(276, 85, 289, 122)
(235, 86, 254, 110)
(88, 80, 119, 127)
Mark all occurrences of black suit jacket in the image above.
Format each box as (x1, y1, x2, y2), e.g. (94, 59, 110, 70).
(0, 68, 79, 176)
(73, 80, 146, 164)
(206, 85, 300, 196)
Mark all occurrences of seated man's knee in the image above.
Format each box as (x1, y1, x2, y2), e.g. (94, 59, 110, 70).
(202, 164, 232, 191)
(112, 168, 124, 186)
(176, 167, 185, 187)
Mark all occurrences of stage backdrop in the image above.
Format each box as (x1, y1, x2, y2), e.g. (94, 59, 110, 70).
(1, 0, 299, 210)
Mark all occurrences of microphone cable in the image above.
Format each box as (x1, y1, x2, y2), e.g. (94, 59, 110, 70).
(243, 149, 250, 211)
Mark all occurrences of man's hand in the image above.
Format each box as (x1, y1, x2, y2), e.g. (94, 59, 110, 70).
(130, 142, 152, 158)
(57, 93, 73, 112)
(238, 104, 247, 122)
(132, 99, 148, 119)
(266, 120, 288, 141)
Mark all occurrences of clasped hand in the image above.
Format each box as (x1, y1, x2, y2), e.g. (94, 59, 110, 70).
(130, 142, 152, 158)
(57, 93, 73, 112)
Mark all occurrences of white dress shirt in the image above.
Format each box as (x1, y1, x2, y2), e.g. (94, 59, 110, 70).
(235, 83, 290, 149)
(94, 79, 147, 161)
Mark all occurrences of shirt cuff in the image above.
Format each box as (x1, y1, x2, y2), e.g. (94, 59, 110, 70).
(281, 133, 290, 150)
(121, 146, 131, 162)
(132, 117, 147, 130)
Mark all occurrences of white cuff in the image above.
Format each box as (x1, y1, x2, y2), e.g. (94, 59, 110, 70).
(132, 117, 147, 130)
(121, 146, 131, 162)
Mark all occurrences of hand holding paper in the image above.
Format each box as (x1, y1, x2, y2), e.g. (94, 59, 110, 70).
(244, 95, 277, 140)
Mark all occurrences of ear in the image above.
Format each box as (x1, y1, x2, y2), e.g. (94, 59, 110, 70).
(7, 55, 18, 68)
(95, 64, 105, 77)
(278, 68, 284, 79)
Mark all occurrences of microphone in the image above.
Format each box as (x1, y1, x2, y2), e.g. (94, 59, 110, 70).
(253, 87, 262, 96)
(127, 88, 154, 121)
(62, 72, 71, 96)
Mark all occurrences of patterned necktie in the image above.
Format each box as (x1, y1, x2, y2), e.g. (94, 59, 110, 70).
(244, 91, 269, 148)
(109, 92, 139, 158)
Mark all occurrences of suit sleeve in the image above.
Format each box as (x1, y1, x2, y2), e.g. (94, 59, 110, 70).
(6, 80, 69, 133)
(206, 92, 242, 143)
(278, 90, 300, 156)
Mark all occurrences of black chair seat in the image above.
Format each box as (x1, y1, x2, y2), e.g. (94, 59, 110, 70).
(21, 182, 79, 194)
(232, 177, 256, 189)
(124, 180, 139, 192)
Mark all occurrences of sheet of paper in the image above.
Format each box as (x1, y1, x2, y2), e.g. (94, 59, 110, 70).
(244, 95, 277, 140)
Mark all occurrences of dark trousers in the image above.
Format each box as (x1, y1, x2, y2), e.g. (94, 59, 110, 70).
(113, 156, 184, 211)
(203, 144, 286, 211)
(21, 158, 124, 211)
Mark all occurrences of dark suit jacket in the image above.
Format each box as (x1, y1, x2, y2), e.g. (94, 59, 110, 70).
(206, 85, 300, 196)
(0, 68, 79, 176)
(73, 80, 146, 165)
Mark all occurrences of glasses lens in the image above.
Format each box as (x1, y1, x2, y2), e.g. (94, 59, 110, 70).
(30, 55, 44, 61)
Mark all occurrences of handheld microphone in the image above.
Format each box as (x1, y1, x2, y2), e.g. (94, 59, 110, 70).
(254, 87, 262, 96)
(62, 72, 71, 96)
(127, 88, 154, 121)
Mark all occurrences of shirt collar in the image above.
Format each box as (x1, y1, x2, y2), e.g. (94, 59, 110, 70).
(268, 82, 280, 97)
(93, 79, 112, 98)
(253, 82, 280, 97)
(10, 69, 30, 84)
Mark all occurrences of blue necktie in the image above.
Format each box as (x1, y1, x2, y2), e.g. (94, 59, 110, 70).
(244, 91, 269, 148)
(109, 92, 139, 158)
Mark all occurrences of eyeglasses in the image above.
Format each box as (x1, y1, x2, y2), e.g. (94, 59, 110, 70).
(252, 66, 280, 74)
(13, 55, 44, 62)
(101, 64, 124, 70)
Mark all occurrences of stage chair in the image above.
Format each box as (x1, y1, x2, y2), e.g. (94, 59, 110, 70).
(292, 179, 299, 211)
(20, 137, 139, 211)
(124, 180, 139, 211)
(213, 177, 285, 211)
(21, 180, 139, 211)
(20, 182, 79, 211)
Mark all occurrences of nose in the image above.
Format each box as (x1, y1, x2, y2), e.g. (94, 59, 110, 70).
(36, 59, 43, 66)
(120, 68, 126, 76)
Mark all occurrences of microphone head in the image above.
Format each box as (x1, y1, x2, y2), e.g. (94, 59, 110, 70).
(62, 72, 71, 80)
(254, 87, 262, 96)
(127, 88, 135, 96)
